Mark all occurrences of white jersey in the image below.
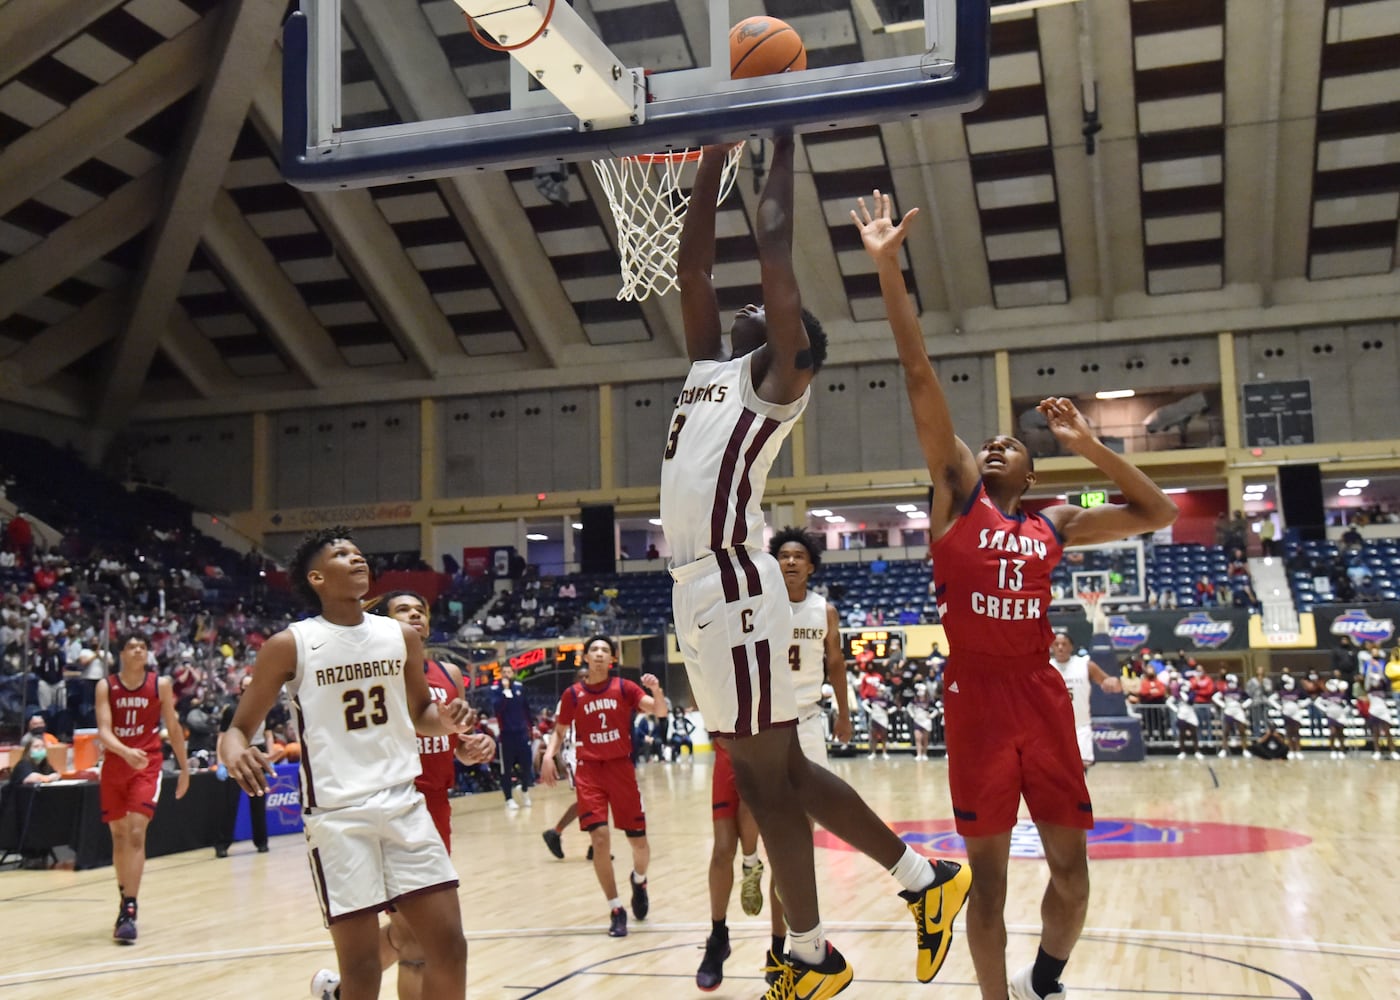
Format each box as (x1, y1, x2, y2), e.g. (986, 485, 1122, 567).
(285, 614, 419, 811)
(660, 353, 809, 567)
(1050, 653, 1092, 729)
(788, 591, 829, 714)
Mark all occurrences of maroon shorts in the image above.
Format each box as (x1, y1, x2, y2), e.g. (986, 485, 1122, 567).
(100, 753, 163, 823)
(416, 780, 452, 853)
(711, 743, 741, 821)
(943, 655, 1093, 838)
(575, 756, 645, 835)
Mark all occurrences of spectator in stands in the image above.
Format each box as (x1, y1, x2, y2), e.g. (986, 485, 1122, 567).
(1357, 575, 1382, 602)
(34, 636, 67, 712)
(492, 664, 534, 809)
(4, 510, 34, 566)
(558, 581, 577, 600)
(1341, 524, 1364, 551)
(9, 732, 61, 786)
(1227, 510, 1247, 551)
(645, 543, 660, 560)
(1258, 518, 1277, 558)
(484, 610, 506, 636)
(632, 714, 663, 763)
(1194, 576, 1215, 604)
(27, 714, 60, 748)
(668, 704, 695, 761)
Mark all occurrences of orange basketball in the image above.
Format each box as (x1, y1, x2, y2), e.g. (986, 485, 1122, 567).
(729, 16, 807, 79)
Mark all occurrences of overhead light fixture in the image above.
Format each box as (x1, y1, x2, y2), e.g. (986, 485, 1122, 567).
(1164, 488, 1188, 495)
(1244, 483, 1266, 493)
(824, 515, 846, 523)
(1338, 487, 1361, 497)
(895, 503, 918, 513)
(526, 533, 548, 541)
(1056, 494, 1068, 500)
(572, 522, 583, 530)
(809, 509, 832, 518)
(1095, 389, 1135, 400)
(907, 510, 928, 519)
(1346, 479, 1370, 488)
(648, 518, 664, 526)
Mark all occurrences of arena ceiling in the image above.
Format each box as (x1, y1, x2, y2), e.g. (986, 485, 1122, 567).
(1, 0, 1398, 436)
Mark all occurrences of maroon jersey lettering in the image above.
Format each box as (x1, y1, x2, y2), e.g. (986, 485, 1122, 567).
(556, 676, 645, 762)
(932, 480, 1064, 659)
(108, 671, 162, 751)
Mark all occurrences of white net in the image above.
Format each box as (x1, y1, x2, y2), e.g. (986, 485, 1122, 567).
(592, 144, 744, 301)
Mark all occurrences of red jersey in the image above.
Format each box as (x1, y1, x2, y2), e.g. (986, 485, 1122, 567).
(107, 670, 162, 751)
(416, 659, 459, 794)
(931, 480, 1064, 659)
(556, 675, 644, 762)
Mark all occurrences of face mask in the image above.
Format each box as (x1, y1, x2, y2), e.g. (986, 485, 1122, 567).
(29, 727, 44, 737)
(29, 747, 47, 763)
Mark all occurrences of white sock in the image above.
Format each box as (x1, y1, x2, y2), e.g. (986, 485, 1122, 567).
(787, 922, 825, 965)
(608, 896, 623, 910)
(891, 846, 935, 892)
(631, 870, 646, 885)
(742, 852, 761, 869)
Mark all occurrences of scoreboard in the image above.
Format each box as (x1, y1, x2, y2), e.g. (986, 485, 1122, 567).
(842, 629, 906, 660)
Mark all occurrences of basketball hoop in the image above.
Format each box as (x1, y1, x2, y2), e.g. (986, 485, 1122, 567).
(1077, 590, 1106, 613)
(592, 144, 744, 301)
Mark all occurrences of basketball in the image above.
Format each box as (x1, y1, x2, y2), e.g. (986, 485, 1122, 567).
(729, 16, 806, 79)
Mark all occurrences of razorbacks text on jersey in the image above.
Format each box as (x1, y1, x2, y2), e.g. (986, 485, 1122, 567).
(787, 591, 829, 712)
(659, 352, 808, 568)
(286, 614, 419, 810)
(932, 480, 1064, 658)
(107, 671, 161, 749)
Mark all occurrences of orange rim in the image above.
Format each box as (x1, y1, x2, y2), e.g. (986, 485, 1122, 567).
(624, 150, 702, 165)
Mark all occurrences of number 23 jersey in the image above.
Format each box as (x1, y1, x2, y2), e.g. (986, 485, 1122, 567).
(286, 614, 419, 810)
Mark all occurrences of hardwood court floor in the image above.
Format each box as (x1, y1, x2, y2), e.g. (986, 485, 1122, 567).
(2, 753, 1397, 999)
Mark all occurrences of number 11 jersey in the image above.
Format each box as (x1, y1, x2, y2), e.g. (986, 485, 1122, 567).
(286, 614, 419, 810)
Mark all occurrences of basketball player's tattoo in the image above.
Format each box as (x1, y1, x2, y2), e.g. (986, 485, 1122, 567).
(794, 348, 814, 370)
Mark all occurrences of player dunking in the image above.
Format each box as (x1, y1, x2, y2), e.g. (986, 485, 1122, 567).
(95, 633, 190, 942)
(668, 139, 969, 999)
(538, 635, 665, 937)
(223, 529, 474, 1000)
(856, 190, 1178, 1000)
(312, 590, 496, 1000)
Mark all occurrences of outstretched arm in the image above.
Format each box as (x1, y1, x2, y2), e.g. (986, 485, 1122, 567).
(853, 191, 978, 539)
(677, 145, 733, 362)
(1038, 398, 1179, 545)
(751, 136, 813, 406)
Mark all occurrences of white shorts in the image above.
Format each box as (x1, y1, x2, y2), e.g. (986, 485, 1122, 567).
(1076, 724, 1094, 764)
(672, 549, 798, 738)
(303, 781, 458, 925)
(797, 712, 829, 769)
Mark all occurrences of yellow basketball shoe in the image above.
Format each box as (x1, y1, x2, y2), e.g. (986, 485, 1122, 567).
(740, 859, 765, 916)
(763, 943, 853, 1000)
(901, 858, 972, 983)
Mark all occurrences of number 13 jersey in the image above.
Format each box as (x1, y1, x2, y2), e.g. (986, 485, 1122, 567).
(931, 480, 1064, 659)
(286, 614, 419, 810)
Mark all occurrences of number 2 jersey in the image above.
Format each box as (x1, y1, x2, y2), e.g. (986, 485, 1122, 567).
(931, 479, 1064, 659)
(555, 675, 646, 762)
(285, 614, 418, 810)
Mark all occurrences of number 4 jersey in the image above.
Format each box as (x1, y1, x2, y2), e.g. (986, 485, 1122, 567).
(286, 614, 419, 810)
(931, 479, 1064, 659)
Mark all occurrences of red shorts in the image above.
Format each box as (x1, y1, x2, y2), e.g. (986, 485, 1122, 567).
(100, 753, 163, 823)
(416, 780, 452, 853)
(711, 743, 741, 821)
(943, 655, 1093, 838)
(575, 756, 645, 835)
